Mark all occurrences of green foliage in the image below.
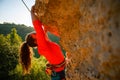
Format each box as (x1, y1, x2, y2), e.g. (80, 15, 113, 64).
(0, 28, 50, 80)
(7, 28, 22, 45)
(0, 28, 22, 79)
(0, 22, 66, 80)
(9, 57, 50, 80)
(0, 23, 34, 40)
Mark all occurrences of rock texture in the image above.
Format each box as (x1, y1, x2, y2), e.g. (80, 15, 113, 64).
(34, 0, 120, 80)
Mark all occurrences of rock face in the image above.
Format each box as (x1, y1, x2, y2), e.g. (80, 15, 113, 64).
(34, 0, 120, 80)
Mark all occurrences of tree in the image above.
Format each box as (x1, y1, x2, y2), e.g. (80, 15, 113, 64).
(0, 28, 22, 79)
(0, 22, 34, 40)
(7, 28, 22, 45)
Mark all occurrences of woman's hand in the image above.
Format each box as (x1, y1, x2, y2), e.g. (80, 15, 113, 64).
(31, 5, 39, 21)
(31, 6, 36, 14)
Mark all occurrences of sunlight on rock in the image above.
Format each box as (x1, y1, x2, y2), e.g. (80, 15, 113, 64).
(34, 0, 120, 80)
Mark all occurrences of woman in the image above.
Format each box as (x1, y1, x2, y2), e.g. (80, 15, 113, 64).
(20, 6, 66, 80)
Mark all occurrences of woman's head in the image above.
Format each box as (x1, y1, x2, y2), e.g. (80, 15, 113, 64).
(25, 32, 37, 47)
(20, 32, 37, 75)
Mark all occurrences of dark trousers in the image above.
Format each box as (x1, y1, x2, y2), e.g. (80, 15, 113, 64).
(51, 70, 66, 80)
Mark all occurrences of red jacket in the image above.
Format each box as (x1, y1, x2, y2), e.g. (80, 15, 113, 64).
(33, 20, 65, 72)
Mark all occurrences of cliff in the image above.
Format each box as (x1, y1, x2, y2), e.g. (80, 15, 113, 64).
(34, 0, 120, 80)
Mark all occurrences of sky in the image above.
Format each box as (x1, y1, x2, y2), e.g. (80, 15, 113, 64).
(0, 0, 35, 26)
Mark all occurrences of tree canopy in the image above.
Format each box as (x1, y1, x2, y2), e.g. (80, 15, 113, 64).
(0, 22, 34, 40)
(0, 28, 22, 79)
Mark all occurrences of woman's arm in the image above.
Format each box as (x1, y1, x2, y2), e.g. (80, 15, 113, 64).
(31, 6, 39, 21)
(31, 6, 50, 50)
(31, 6, 60, 37)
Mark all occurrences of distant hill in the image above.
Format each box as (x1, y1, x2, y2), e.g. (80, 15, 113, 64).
(0, 22, 34, 40)
(0, 22, 60, 42)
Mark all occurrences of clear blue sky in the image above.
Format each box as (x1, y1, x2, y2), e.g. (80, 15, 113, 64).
(0, 0, 35, 26)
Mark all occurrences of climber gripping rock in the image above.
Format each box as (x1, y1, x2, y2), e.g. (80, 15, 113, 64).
(20, 5, 66, 80)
